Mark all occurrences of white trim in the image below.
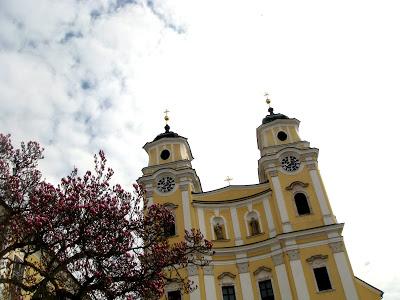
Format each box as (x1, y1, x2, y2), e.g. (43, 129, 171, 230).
(275, 264, 293, 300)
(271, 176, 292, 232)
(290, 259, 311, 300)
(229, 207, 243, 245)
(189, 275, 201, 300)
(182, 190, 192, 231)
(309, 169, 334, 225)
(197, 208, 207, 239)
(204, 274, 218, 299)
(147, 197, 153, 207)
(263, 196, 276, 237)
(333, 252, 359, 300)
(239, 272, 255, 299)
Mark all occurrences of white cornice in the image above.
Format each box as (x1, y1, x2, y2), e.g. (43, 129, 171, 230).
(192, 190, 271, 208)
(212, 223, 344, 256)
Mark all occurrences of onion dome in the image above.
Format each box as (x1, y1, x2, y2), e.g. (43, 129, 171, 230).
(262, 106, 289, 124)
(153, 124, 184, 141)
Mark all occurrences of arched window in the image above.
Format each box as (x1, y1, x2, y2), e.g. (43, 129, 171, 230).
(294, 193, 311, 215)
(164, 203, 177, 237)
(212, 217, 226, 240)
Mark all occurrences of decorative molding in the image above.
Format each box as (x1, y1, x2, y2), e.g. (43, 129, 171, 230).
(187, 265, 198, 276)
(306, 254, 328, 264)
(306, 162, 317, 170)
(253, 266, 272, 276)
(268, 170, 278, 177)
(217, 272, 236, 280)
(329, 241, 345, 253)
(145, 189, 153, 197)
(287, 249, 300, 261)
(179, 183, 190, 191)
(272, 254, 284, 266)
(237, 262, 249, 274)
(285, 181, 309, 191)
(164, 202, 178, 209)
(204, 265, 214, 276)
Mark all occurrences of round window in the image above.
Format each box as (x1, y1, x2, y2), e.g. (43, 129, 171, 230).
(160, 149, 170, 160)
(277, 131, 288, 141)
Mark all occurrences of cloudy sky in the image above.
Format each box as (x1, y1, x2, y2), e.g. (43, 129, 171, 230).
(0, 0, 399, 298)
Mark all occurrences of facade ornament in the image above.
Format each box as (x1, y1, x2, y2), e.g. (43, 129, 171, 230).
(145, 189, 153, 198)
(249, 217, 261, 235)
(178, 183, 190, 191)
(306, 162, 317, 170)
(329, 241, 345, 253)
(268, 170, 278, 177)
(287, 249, 300, 261)
(306, 254, 328, 264)
(285, 181, 309, 191)
(237, 262, 249, 274)
(272, 254, 284, 266)
(203, 265, 214, 276)
(214, 223, 225, 240)
(253, 266, 272, 276)
(187, 265, 198, 276)
(217, 272, 236, 280)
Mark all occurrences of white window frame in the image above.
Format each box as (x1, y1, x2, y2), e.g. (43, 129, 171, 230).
(253, 266, 276, 300)
(306, 255, 334, 293)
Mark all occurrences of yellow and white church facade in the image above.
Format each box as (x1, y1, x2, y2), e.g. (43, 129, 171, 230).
(138, 105, 383, 300)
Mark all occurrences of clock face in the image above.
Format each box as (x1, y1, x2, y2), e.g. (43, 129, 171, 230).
(157, 176, 175, 193)
(281, 156, 300, 172)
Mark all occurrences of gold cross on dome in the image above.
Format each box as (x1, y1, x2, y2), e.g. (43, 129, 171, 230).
(224, 176, 233, 186)
(264, 92, 271, 107)
(164, 109, 170, 123)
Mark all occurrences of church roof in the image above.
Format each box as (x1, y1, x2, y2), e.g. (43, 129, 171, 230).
(262, 107, 289, 124)
(153, 124, 185, 141)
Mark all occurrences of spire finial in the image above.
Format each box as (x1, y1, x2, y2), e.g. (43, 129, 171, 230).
(164, 109, 170, 124)
(163, 109, 170, 132)
(224, 176, 233, 186)
(264, 92, 274, 115)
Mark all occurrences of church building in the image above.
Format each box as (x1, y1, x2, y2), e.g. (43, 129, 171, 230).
(137, 102, 383, 300)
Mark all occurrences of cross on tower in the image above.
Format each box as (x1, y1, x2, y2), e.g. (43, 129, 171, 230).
(164, 109, 170, 123)
(224, 176, 233, 186)
(264, 92, 271, 107)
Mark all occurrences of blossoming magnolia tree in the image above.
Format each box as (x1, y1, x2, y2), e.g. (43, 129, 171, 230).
(0, 134, 212, 299)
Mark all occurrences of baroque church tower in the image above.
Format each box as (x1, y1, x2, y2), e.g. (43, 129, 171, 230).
(138, 104, 382, 300)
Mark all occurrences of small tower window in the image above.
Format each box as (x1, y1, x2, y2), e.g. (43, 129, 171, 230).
(160, 149, 170, 160)
(277, 131, 287, 141)
(294, 193, 311, 215)
(164, 204, 177, 237)
(313, 266, 332, 291)
(165, 216, 176, 237)
(167, 290, 181, 300)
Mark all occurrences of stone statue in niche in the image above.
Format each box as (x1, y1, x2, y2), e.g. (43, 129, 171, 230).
(214, 222, 224, 240)
(249, 217, 261, 235)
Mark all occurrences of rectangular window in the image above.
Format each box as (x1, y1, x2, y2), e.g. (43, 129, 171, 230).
(313, 266, 332, 291)
(222, 286, 236, 300)
(167, 290, 181, 300)
(259, 279, 275, 300)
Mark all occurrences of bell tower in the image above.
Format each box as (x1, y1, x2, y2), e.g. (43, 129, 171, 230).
(137, 111, 201, 237)
(257, 96, 336, 233)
